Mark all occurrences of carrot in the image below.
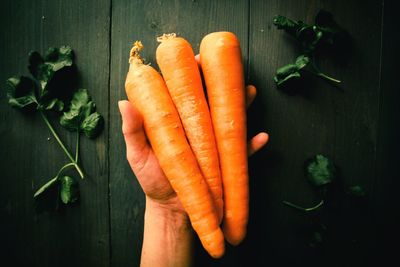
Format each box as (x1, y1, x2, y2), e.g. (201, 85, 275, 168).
(156, 33, 223, 222)
(200, 32, 248, 245)
(124, 41, 225, 258)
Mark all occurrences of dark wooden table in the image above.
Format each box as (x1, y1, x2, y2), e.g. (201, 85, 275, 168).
(1, 0, 398, 266)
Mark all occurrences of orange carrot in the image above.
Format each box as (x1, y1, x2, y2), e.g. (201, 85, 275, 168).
(124, 41, 225, 258)
(200, 32, 248, 245)
(156, 33, 223, 222)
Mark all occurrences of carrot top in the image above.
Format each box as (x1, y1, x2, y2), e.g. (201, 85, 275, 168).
(129, 41, 144, 64)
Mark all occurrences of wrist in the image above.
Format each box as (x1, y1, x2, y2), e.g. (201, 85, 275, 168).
(141, 196, 194, 267)
(145, 196, 191, 229)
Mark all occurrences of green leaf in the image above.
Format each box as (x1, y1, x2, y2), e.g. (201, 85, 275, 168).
(60, 89, 94, 131)
(5, 76, 38, 109)
(60, 175, 79, 204)
(28, 46, 73, 92)
(295, 54, 310, 68)
(39, 98, 64, 111)
(314, 10, 341, 44)
(274, 55, 310, 86)
(306, 154, 336, 187)
(273, 15, 298, 31)
(28, 46, 74, 111)
(44, 46, 74, 72)
(274, 11, 344, 55)
(60, 88, 104, 138)
(81, 112, 104, 139)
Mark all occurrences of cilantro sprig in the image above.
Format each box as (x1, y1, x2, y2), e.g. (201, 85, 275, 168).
(273, 10, 344, 87)
(283, 154, 335, 212)
(283, 154, 366, 247)
(5, 46, 104, 205)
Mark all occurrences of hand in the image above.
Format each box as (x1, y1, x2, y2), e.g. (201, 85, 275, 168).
(119, 56, 269, 267)
(118, 85, 268, 214)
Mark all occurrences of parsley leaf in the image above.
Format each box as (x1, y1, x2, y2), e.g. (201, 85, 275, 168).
(274, 55, 310, 86)
(283, 154, 336, 212)
(6, 76, 38, 109)
(273, 10, 343, 87)
(306, 154, 336, 187)
(81, 112, 104, 138)
(28, 46, 73, 92)
(60, 175, 79, 204)
(28, 46, 74, 111)
(59, 88, 104, 138)
(5, 45, 104, 207)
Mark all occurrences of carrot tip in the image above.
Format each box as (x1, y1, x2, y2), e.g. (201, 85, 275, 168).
(129, 40, 144, 64)
(156, 33, 177, 42)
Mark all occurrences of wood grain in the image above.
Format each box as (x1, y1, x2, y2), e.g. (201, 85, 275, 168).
(0, 0, 394, 266)
(249, 0, 383, 266)
(0, 0, 110, 266)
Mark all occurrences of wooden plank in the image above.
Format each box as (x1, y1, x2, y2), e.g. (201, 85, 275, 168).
(109, 0, 248, 266)
(249, 0, 383, 266)
(373, 0, 400, 264)
(0, 1, 41, 265)
(0, 0, 110, 266)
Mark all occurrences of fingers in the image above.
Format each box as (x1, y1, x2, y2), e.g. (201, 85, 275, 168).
(246, 85, 257, 108)
(195, 53, 257, 109)
(248, 132, 269, 157)
(118, 100, 151, 172)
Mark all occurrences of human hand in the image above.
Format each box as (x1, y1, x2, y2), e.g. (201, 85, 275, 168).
(118, 85, 268, 215)
(119, 74, 268, 267)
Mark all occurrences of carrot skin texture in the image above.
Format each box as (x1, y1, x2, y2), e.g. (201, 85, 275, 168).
(125, 50, 225, 258)
(200, 32, 249, 245)
(156, 35, 223, 222)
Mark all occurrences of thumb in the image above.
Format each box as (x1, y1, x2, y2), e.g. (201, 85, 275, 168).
(118, 100, 151, 170)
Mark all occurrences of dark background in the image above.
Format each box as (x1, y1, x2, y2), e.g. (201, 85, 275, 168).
(0, 0, 398, 266)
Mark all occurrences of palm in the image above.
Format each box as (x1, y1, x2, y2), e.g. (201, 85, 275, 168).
(119, 84, 268, 213)
(119, 101, 184, 211)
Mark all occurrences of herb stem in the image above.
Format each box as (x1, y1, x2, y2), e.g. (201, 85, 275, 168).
(309, 59, 341, 84)
(316, 72, 341, 83)
(75, 130, 80, 162)
(39, 111, 84, 178)
(34, 176, 58, 197)
(283, 199, 324, 212)
(33, 162, 75, 197)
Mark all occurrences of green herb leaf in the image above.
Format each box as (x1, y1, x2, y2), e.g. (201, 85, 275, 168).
(274, 55, 310, 86)
(314, 10, 342, 45)
(39, 98, 64, 111)
(306, 154, 336, 187)
(273, 10, 344, 87)
(5, 76, 38, 109)
(60, 175, 79, 204)
(81, 112, 104, 138)
(60, 88, 103, 138)
(273, 15, 321, 53)
(28, 46, 74, 111)
(273, 15, 299, 35)
(28, 46, 73, 91)
(60, 88, 95, 130)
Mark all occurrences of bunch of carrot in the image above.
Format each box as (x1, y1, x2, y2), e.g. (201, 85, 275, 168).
(125, 32, 248, 258)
